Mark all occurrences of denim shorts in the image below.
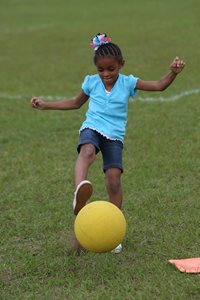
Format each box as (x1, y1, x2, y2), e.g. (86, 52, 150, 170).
(77, 128, 123, 172)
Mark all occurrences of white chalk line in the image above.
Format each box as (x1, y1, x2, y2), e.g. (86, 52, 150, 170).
(0, 88, 200, 102)
(136, 88, 200, 102)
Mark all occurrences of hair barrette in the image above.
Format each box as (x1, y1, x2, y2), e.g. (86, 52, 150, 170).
(90, 33, 111, 50)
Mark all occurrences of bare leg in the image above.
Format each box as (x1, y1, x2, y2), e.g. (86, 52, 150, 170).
(105, 168, 122, 209)
(73, 144, 96, 215)
(75, 144, 96, 187)
(105, 168, 123, 253)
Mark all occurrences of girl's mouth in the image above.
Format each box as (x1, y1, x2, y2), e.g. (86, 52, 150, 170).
(103, 77, 112, 81)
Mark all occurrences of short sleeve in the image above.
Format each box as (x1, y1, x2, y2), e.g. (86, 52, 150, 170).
(129, 75, 139, 97)
(81, 75, 90, 96)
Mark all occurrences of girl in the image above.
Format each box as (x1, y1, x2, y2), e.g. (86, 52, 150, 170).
(31, 33, 185, 253)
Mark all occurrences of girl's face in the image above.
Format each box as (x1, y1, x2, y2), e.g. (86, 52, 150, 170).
(95, 56, 124, 87)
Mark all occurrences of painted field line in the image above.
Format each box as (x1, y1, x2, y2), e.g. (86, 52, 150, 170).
(0, 88, 200, 102)
(136, 88, 200, 102)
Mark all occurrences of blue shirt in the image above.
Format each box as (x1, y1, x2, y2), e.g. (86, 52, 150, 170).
(80, 73, 139, 142)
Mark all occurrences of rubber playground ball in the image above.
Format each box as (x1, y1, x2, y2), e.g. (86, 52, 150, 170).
(74, 201, 126, 253)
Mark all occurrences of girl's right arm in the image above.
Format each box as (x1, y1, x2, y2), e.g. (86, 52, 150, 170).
(31, 90, 89, 110)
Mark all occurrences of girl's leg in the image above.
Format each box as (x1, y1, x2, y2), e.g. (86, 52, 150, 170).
(73, 143, 96, 215)
(75, 143, 96, 186)
(105, 168, 122, 209)
(105, 168, 123, 254)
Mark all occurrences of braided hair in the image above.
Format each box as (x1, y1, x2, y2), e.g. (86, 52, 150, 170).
(94, 42, 124, 65)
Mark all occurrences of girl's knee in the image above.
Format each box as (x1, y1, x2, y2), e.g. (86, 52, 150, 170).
(80, 144, 96, 161)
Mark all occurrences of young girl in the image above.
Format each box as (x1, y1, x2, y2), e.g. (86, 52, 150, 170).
(31, 33, 185, 253)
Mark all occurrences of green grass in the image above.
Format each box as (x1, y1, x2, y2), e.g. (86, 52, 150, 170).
(0, 0, 200, 299)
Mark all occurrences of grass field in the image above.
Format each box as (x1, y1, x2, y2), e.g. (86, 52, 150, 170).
(0, 0, 200, 299)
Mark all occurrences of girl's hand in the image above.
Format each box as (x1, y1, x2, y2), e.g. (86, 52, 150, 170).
(31, 97, 46, 109)
(170, 56, 185, 74)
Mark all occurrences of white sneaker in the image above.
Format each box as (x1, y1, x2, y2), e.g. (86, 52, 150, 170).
(73, 180, 93, 215)
(111, 243, 123, 254)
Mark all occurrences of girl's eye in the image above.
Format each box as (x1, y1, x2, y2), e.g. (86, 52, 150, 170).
(97, 67, 115, 72)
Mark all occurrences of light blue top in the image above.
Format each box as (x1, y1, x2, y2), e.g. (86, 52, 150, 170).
(80, 73, 139, 142)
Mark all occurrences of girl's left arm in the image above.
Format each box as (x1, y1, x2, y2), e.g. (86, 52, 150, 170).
(136, 56, 185, 91)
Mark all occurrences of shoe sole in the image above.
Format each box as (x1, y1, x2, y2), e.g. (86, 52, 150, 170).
(74, 180, 93, 215)
(111, 244, 123, 254)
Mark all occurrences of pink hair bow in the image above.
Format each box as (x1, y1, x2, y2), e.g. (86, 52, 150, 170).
(90, 33, 111, 50)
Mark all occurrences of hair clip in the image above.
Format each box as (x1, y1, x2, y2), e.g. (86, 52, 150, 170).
(90, 33, 111, 50)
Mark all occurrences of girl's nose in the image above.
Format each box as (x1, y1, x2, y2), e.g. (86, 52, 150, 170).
(103, 70, 109, 77)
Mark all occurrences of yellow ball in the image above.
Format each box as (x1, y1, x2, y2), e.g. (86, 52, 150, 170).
(74, 201, 126, 253)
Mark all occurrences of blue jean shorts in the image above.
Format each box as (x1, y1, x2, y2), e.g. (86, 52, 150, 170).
(77, 128, 123, 172)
